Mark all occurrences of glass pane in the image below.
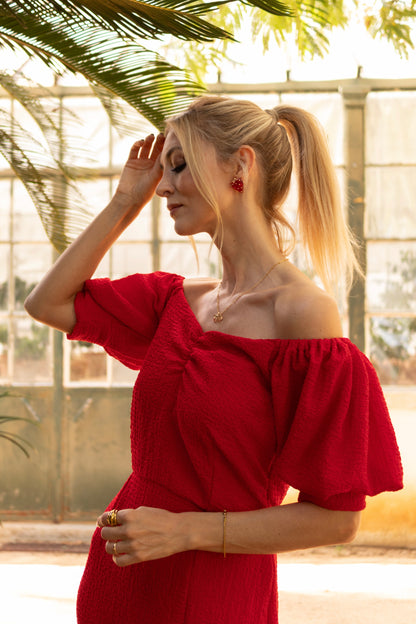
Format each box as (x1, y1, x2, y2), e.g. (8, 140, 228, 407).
(93, 252, 110, 279)
(160, 242, 213, 277)
(0, 320, 8, 380)
(0, 152, 9, 168)
(0, 246, 9, 310)
(76, 179, 111, 217)
(112, 243, 153, 279)
(112, 358, 139, 385)
(13, 100, 46, 148)
(367, 242, 416, 313)
(111, 118, 154, 166)
(14, 245, 52, 310)
(12, 180, 48, 242)
(0, 179, 10, 240)
(118, 196, 152, 241)
(366, 167, 416, 238)
(281, 93, 344, 166)
(69, 341, 107, 383)
(14, 317, 52, 384)
(62, 97, 110, 168)
(160, 203, 179, 241)
(369, 317, 416, 385)
(367, 92, 416, 165)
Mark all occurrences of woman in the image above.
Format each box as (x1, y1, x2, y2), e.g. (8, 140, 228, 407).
(25, 96, 403, 623)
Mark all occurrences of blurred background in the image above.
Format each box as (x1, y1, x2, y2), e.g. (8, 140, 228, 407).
(0, 0, 414, 547)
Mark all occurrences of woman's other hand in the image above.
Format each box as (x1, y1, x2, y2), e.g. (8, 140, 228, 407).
(98, 506, 194, 567)
(115, 134, 165, 210)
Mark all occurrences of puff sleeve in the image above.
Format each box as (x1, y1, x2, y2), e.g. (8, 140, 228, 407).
(67, 271, 181, 369)
(270, 338, 403, 511)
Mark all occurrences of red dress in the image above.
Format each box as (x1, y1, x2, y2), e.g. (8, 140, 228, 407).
(68, 272, 403, 624)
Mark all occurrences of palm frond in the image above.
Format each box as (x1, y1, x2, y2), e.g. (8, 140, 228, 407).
(0, 108, 93, 251)
(250, 0, 347, 58)
(0, 0, 230, 42)
(0, 13, 205, 128)
(1, 1, 293, 40)
(0, 414, 36, 459)
(240, 0, 293, 17)
(0, 432, 32, 457)
(90, 83, 152, 138)
(363, 0, 416, 58)
(0, 415, 35, 426)
(0, 71, 93, 177)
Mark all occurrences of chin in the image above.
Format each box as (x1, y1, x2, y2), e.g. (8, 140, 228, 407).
(173, 221, 206, 237)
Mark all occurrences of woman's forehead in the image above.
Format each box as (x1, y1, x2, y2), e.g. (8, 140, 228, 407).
(161, 131, 182, 158)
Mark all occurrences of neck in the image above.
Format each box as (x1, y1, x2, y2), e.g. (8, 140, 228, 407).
(214, 205, 286, 294)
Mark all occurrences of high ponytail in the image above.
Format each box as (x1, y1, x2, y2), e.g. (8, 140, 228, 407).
(268, 105, 361, 293)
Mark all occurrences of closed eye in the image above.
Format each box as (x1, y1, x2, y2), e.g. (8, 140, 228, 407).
(171, 162, 186, 174)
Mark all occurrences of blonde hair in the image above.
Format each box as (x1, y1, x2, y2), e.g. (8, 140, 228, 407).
(166, 95, 361, 293)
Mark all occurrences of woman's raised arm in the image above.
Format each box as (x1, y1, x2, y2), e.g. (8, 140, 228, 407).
(24, 134, 164, 334)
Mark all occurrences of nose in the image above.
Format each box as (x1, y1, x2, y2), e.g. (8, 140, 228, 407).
(156, 170, 174, 198)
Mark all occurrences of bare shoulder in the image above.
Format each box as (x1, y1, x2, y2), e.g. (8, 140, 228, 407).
(183, 276, 218, 295)
(276, 280, 343, 340)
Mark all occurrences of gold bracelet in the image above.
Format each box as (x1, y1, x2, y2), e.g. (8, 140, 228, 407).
(223, 510, 227, 558)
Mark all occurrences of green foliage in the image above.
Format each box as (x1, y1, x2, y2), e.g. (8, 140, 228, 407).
(363, 0, 416, 58)
(171, 1, 416, 79)
(0, 325, 7, 344)
(383, 250, 416, 312)
(250, 0, 348, 59)
(160, 5, 246, 83)
(15, 323, 49, 360)
(370, 249, 416, 384)
(0, 276, 39, 309)
(0, 392, 34, 458)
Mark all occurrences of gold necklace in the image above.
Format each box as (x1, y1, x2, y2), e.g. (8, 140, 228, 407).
(213, 258, 288, 323)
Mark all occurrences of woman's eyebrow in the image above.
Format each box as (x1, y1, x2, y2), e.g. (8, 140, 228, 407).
(160, 146, 182, 169)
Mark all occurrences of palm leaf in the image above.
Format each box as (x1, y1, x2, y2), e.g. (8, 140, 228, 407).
(0, 108, 92, 251)
(90, 83, 152, 138)
(251, 0, 347, 58)
(0, 71, 91, 176)
(0, 415, 35, 426)
(0, 432, 33, 457)
(1, 1, 293, 40)
(0, 14, 205, 128)
(240, 0, 292, 17)
(0, 0, 230, 42)
(0, 415, 36, 459)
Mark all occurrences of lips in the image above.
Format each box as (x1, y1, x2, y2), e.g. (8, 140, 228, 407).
(168, 203, 182, 211)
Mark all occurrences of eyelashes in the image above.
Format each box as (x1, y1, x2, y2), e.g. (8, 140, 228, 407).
(171, 162, 186, 174)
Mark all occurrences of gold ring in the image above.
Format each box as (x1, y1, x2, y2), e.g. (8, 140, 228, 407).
(112, 542, 118, 556)
(107, 509, 118, 526)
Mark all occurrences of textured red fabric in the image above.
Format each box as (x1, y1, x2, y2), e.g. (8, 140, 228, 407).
(68, 271, 403, 624)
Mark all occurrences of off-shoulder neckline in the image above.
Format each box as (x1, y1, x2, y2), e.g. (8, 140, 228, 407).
(177, 275, 350, 345)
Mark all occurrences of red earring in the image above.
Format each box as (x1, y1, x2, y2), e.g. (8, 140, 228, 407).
(230, 176, 244, 193)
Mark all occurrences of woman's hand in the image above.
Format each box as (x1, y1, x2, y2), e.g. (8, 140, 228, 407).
(115, 134, 165, 210)
(98, 506, 193, 567)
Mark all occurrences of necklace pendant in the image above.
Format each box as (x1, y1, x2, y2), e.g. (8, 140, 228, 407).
(213, 312, 223, 323)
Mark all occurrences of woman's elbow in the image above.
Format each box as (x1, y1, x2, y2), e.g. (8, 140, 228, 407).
(24, 290, 43, 321)
(24, 291, 76, 333)
(335, 511, 361, 544)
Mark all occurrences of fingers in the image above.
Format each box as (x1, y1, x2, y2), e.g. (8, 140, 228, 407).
(97, 508, 123, 528)
(127, 139, 145, 161)
(128, 133, 165, 162)
(150, 133, 165, 160)
(99, 506, 182, 567)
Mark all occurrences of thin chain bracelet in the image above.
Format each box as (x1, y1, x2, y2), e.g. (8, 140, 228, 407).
(223, 510, 227, 558)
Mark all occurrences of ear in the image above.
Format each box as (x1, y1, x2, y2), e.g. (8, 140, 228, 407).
(234, 145, 256, 177)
